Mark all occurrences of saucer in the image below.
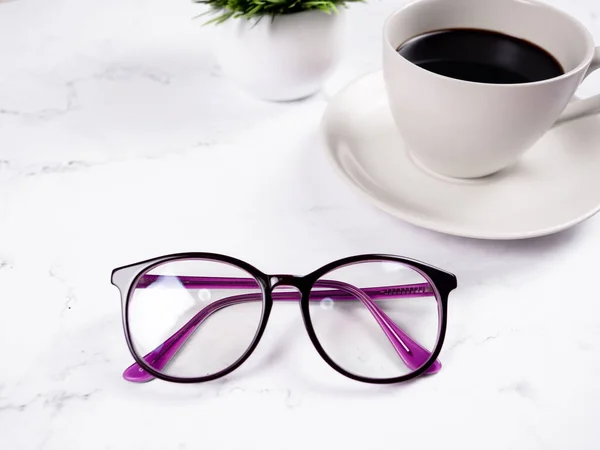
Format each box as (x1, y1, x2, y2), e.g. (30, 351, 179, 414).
(321, 71, 600, 239)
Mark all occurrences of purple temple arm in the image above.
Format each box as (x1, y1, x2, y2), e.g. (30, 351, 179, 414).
(124, 276, 441, 382)
(134, 275, 434, 299)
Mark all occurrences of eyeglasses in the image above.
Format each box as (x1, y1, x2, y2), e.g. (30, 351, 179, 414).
(111, 253, 457, 384)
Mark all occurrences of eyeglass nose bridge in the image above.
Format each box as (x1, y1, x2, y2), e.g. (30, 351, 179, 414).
(268, 274, 306, 291)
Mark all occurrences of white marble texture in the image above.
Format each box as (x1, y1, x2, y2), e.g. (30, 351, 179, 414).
(1, 0, 600, 449)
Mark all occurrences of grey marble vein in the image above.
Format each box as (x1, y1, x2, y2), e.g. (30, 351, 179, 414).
(44, 390, 98, 413)
(48, 268, 78, 313)
(96, 64, 173, 85)
(0, 81, 79, 122)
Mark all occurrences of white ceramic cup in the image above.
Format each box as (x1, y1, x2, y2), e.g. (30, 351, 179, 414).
(383, 0, 600, 179)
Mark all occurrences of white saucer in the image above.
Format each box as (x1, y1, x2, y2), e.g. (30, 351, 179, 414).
(321, 71, 600, 240)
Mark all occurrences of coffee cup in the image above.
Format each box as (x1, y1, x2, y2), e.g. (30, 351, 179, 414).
(383, 0, 600, 179)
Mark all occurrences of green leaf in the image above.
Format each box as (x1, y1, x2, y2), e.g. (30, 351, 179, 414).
(195, 0, 363, 24)
(245, 4, 263, 16)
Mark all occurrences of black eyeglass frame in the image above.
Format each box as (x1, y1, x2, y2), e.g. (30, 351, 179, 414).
(111, 252, 457, 385)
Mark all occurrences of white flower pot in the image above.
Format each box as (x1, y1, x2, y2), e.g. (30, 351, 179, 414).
(214, 10, 346, 101)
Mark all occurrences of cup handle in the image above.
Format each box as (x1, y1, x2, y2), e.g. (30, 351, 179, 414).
(555, 46, 600, 125)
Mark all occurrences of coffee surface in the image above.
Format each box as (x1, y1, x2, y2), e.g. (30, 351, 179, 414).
(397, 29, 564, 84)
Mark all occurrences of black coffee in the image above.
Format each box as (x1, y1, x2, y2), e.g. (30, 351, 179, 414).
(396, 29, 564, 84)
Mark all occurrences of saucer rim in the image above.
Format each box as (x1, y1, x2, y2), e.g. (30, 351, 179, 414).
(320, 70, 600, 240)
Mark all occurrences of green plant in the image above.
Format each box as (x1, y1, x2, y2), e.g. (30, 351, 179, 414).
(194, 0, 362, 24)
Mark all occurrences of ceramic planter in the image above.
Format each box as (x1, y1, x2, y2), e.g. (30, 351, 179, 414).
(214, 10, 345, 101)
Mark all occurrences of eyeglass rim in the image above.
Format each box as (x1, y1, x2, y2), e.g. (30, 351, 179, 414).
(300, 257, 449, 383)
(111, 252, 457, 384)
(114, 253, 271, 384)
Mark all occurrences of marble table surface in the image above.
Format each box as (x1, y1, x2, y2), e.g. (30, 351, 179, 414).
(2, 0, 600, 449)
